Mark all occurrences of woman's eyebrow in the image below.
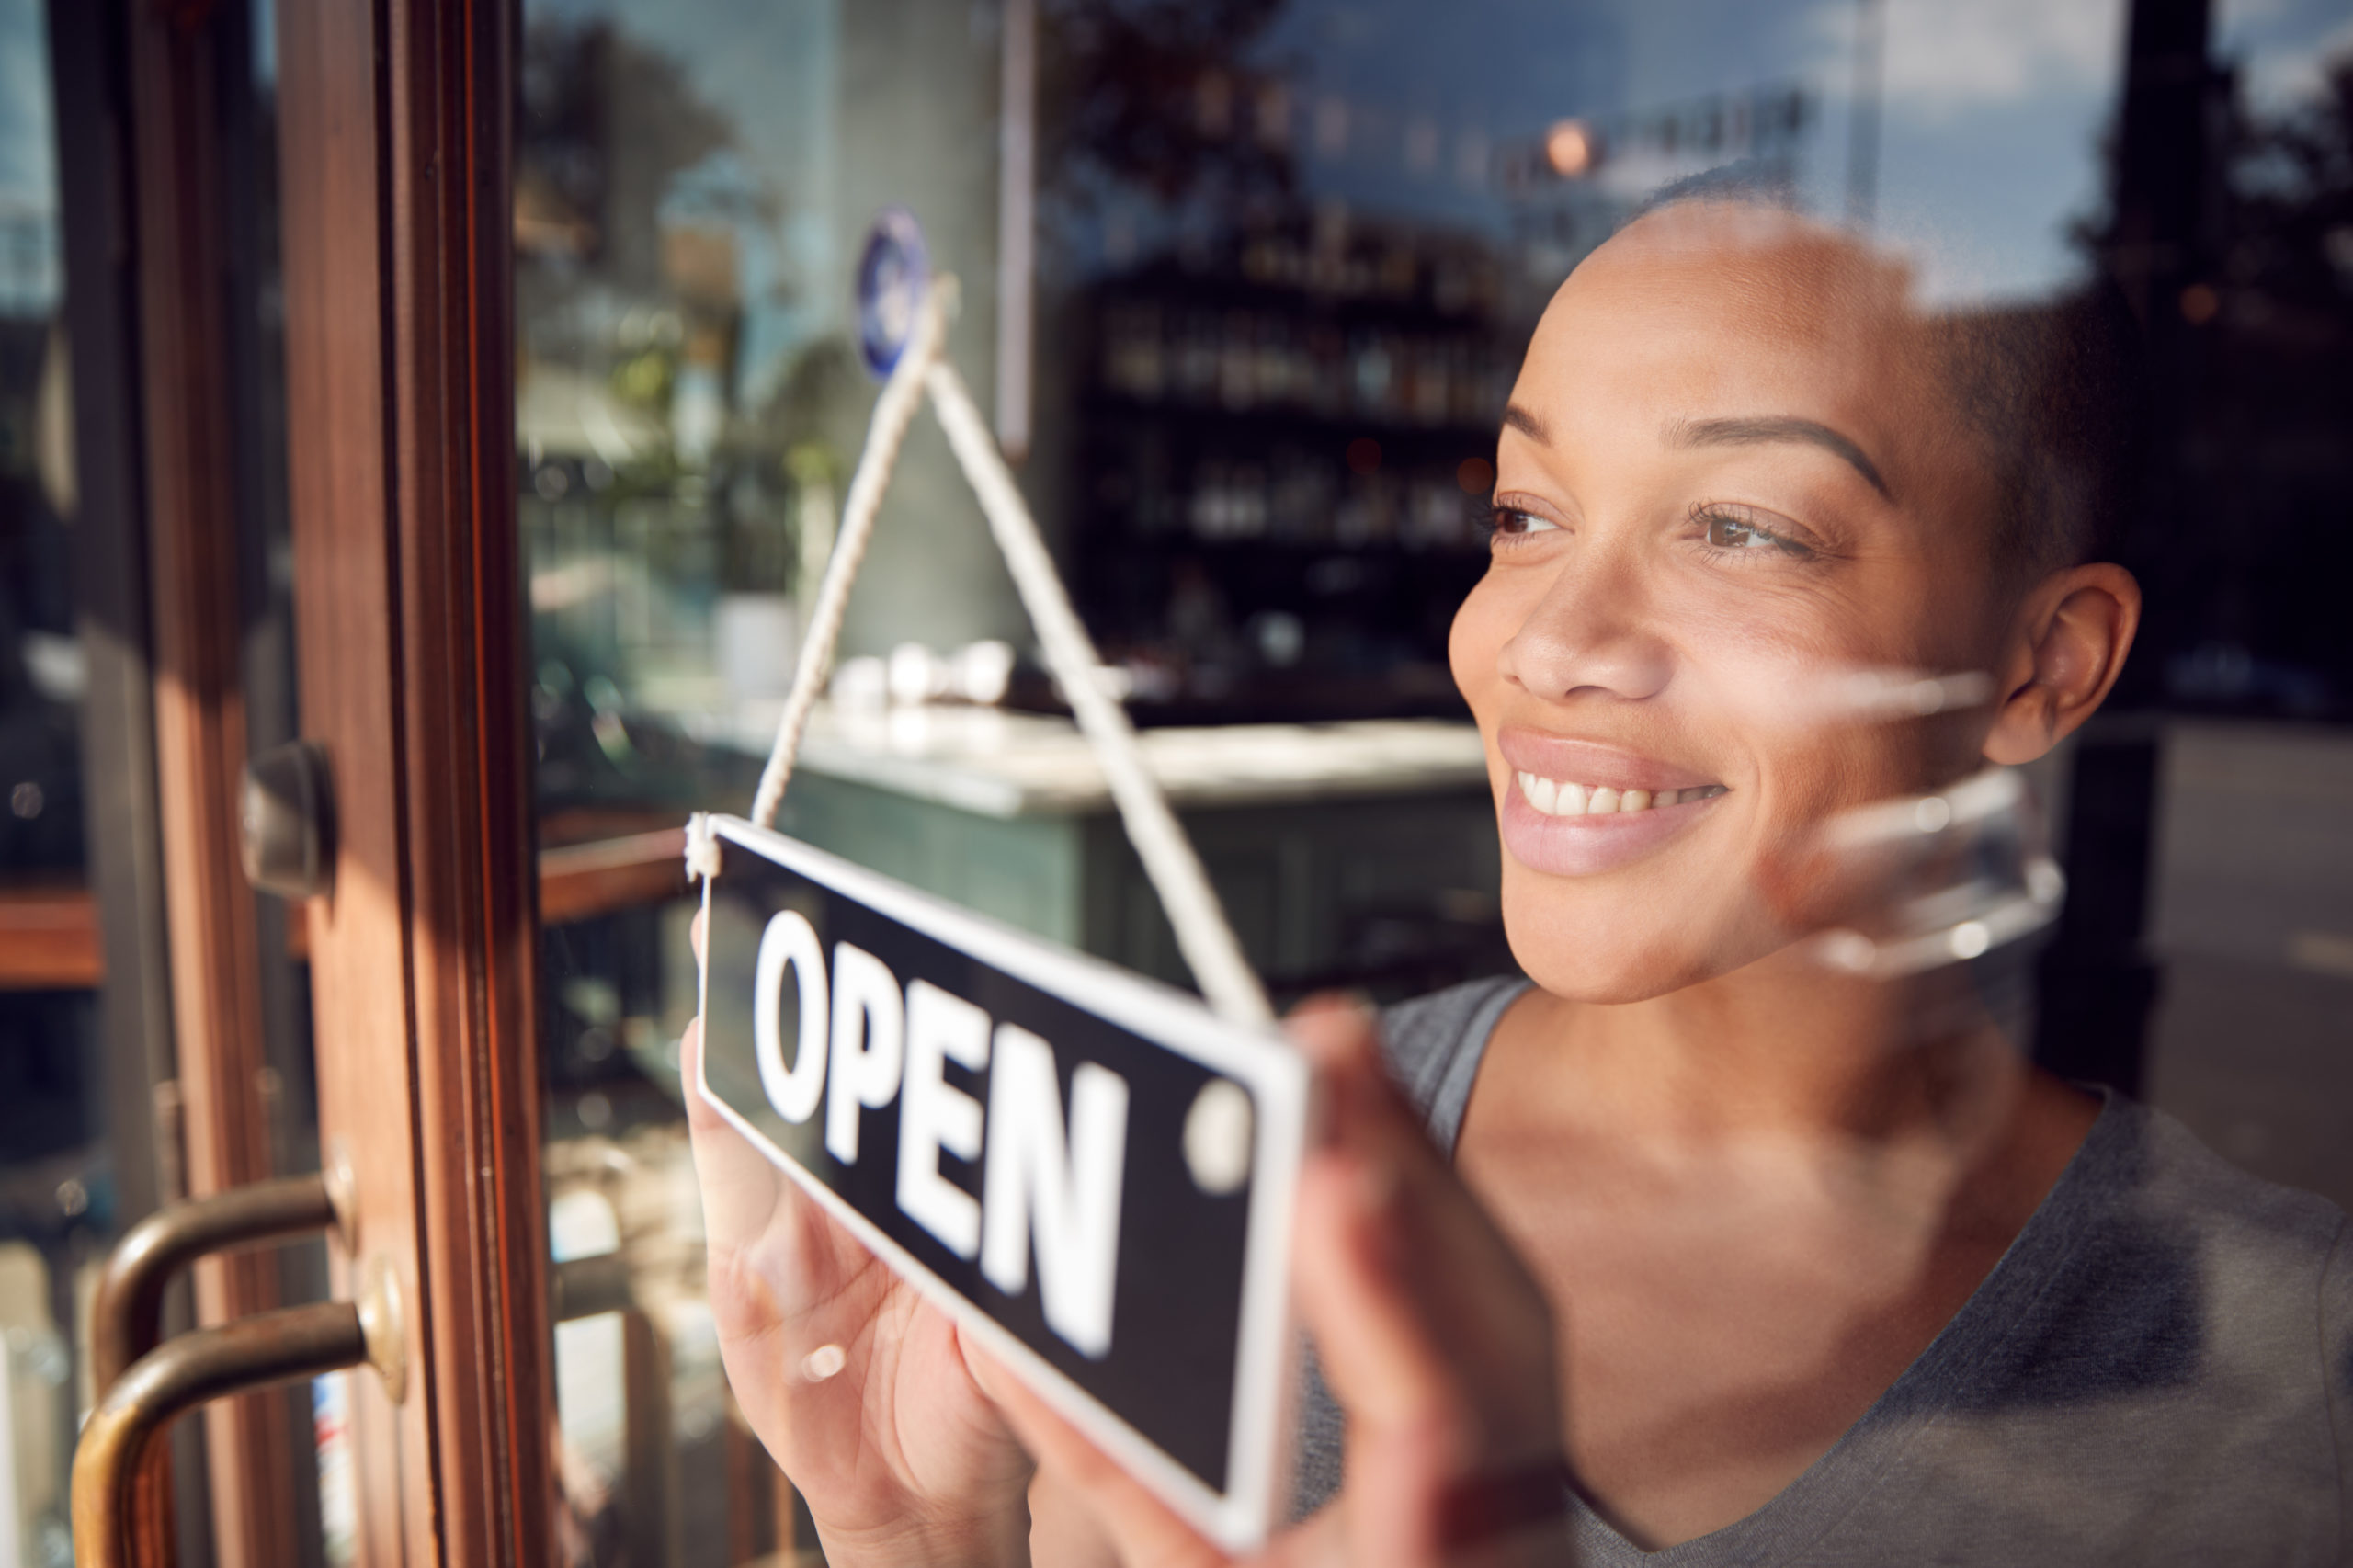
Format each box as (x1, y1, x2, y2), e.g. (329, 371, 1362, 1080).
(1501, 403, 1553, 445)
(1668, 415, 1893, 499)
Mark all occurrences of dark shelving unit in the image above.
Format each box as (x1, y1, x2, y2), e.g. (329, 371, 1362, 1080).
(1067, 220, 1518, 725)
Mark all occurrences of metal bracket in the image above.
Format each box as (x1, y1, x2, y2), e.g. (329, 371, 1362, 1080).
(240, 739, 335, 901)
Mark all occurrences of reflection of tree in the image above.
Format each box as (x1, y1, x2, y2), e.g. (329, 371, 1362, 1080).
(518, 18, 734, 290)
(2218, 62, 2352, 335)
(1040, 0, 1296, 222)
(2086, 53, 2353, 713)
(2173, 60, 2353, 708)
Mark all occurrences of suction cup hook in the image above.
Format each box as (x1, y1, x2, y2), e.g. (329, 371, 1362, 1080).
(1811, 766, 2067, 980)
(858, 207, 933, 378)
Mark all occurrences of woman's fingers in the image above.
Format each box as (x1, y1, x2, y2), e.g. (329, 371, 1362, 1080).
(1293, 1153, 1567, 1566)
(681, 1012, 877, 1394)
(1289, 999, 1555, 1435)
(939, 999, 1565, 1568)
(679, 1017, 794, 1244)
(1292, 1153, 1464, 1441)
(1284, 1000, 1569, 1565)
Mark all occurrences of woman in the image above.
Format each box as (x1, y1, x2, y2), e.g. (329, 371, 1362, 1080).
(682, 197, 2353, 1566)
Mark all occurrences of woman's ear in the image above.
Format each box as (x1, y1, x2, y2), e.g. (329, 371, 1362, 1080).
(1982, 562, 2141, 766)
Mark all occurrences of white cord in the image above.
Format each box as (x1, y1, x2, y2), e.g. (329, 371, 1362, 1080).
(735, 272, 1274, 1027)
(748, 278, 955, 832)
(924, 358, 1274, 1026)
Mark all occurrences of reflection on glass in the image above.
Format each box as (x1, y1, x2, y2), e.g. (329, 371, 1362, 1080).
(0, 0, 85, 1561)
(516, 3, 2353, 1563)
(0, 0, 76, 885)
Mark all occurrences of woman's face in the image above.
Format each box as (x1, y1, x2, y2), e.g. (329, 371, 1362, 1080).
(1451, 205, 2012, 1002)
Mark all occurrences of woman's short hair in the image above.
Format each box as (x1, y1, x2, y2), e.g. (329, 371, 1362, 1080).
(1630, 168, 2148, 579)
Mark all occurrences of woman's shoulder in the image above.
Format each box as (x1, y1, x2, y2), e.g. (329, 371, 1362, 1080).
(2086, 1095, 2348, 1264)
(2032, 1093, 2351, 1428)
(1928, 1095, 2353, 1551)
(1374, 976, 1532, 1146)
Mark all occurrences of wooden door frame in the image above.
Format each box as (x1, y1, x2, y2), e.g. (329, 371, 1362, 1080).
(122, 1, 299, 1558)
(277, 0, 552, 1563)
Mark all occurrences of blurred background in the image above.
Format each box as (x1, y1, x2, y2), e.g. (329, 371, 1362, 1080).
(1, 0, 2349, 1563)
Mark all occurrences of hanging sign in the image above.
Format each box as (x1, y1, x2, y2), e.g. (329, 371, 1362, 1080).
(694, 814, 1311, 1550)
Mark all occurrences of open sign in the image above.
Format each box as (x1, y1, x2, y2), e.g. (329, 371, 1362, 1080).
(693, 814, 1311, 1549)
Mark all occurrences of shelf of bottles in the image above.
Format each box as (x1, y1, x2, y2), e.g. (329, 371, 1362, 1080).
(1073, 217, 1512, 722)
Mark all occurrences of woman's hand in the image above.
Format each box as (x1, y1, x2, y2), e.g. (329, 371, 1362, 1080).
(681, 912, 1035, 1568)
(976, 998, 1573, 1568)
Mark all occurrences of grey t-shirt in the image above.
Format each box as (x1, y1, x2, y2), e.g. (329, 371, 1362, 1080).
(1290, 977, 2353, 1565)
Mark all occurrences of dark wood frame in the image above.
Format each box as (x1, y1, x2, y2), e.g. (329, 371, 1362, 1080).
(277, 0, 553, 1562)
(117, 0, 299, 1559)
(50, 1, 214, 1561)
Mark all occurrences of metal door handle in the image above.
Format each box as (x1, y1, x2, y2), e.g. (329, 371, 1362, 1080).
(74, 1171, 395, 1568)
(240, 740, 336, 900)
(74, 1287, 402, 1568)
(91, 1172, 348, 1395)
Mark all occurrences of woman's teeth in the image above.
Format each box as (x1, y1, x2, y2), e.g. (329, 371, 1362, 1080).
(1516, 773, 1727, 817)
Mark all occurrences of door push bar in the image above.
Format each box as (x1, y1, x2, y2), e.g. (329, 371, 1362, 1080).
(73, 1170, 405, 1568)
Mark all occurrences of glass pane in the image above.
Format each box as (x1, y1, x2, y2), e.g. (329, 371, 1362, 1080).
(518, 1, 2353, 1562)
(4, 0, 328, 1562)
(0, 0, 81, 891)
(0, 0, 97, 1558)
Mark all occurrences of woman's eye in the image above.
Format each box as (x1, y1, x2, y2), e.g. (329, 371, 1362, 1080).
(1700, 509, 1812, 557)
(1491, 506, 1561, 539)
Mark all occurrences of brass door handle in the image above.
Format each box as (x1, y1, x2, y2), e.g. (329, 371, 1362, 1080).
(74, 1171, 394, 1568)
(91, 1172, 347, 1395)
(74, 1292, 399, 1568)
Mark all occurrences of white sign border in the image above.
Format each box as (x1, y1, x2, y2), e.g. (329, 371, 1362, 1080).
(693, 812, 1309, 1551)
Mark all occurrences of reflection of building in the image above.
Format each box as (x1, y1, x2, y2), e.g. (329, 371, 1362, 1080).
(2029, 0, 2353, 1207)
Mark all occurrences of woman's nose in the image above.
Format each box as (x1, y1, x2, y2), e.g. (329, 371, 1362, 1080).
(1497, 550, 1674, 703)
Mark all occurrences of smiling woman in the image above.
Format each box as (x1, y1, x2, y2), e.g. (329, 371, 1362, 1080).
(1456, 192, 2142, 995)
(680, 153, 2353, 1568)
(1264, 194, 2351, 1564)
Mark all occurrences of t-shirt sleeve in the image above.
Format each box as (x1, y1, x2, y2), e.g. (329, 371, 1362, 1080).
(2322, 1213, 2353, 1562)
(1376, 975, 1527, 1153)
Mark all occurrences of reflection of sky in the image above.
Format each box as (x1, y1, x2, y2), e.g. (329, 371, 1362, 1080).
(2221, 0, 2353, 109)
(0, 0, 51, 210)
(530, 0, 841, 401)
(659, 147, 814, 406)
(514, 0, 2352, 351)
(1255, 0, 2133, 305)
(0, 0, 57, 314)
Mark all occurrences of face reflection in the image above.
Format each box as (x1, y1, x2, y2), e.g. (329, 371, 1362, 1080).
(1450, 203, 2013, 1003)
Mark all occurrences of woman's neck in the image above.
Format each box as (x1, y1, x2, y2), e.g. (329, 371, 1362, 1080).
(1495, 955, 2041, 1162)
(1461, 958, 2101, 1556)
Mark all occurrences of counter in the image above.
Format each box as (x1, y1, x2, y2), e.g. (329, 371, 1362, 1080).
(688, 707, 1508, 999)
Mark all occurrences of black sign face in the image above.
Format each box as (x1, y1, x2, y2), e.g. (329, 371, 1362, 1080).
(694, 815, 1309, 1549)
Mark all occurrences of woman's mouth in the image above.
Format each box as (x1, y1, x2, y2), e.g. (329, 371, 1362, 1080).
(1492, 730, 1731, 877)
(1511, 772, 1729, 817)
